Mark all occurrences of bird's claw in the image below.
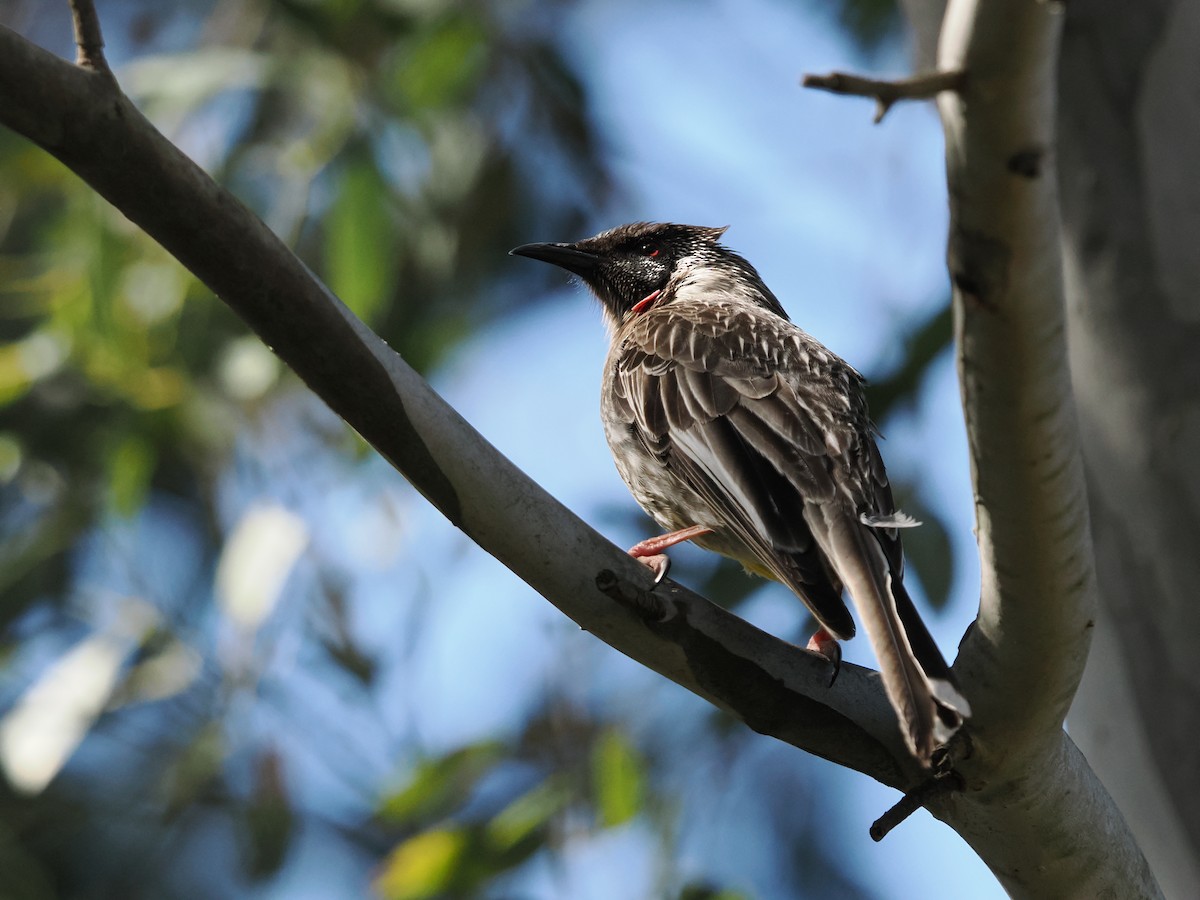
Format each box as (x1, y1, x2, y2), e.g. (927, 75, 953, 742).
(627, 525, 714, 585)
(633, 553, 671, 584)
(806, 627, 842, 687)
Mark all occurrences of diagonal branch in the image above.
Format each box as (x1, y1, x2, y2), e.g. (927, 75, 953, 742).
(0, 21, 915, 791)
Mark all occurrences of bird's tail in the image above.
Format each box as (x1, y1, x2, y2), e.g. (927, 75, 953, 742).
(819, 510, 970, 761)
(888, 572, 971, 745)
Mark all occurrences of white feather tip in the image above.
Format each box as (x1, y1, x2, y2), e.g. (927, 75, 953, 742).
(860, 511, 922, 529)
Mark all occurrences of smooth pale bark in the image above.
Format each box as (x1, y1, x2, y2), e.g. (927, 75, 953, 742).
(937, 0, 1094, 752)
(901, 0, 1191, 892)
(1059, 1, 1200, 896)
(918, 2, 1156, 894)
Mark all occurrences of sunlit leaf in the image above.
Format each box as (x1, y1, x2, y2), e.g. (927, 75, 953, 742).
(215, 503, 309, 634)
(116, 260, 186, 328)
(217, 336, 282, 402)
(0, 433, 20, 483)
(0, 599, 157, 795)
(374, 828, 467, 900)
(324, 158, 398, 324)
(591, 728, 644, 828)
(110, 633, 203, 707)
(123, 49, 269, 117)
(0, 330, 70, 406)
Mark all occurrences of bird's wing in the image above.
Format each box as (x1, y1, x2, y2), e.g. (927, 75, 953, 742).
(610, 304, 862, 638)
(611, 303, 968, 758)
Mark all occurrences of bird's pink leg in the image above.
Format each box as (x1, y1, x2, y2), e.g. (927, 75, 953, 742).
(806, 626, 843, 686)
(627, 525, 713, 583)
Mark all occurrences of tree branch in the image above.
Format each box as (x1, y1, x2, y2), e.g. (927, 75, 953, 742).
(68, 0, 111, 75)
(0, 22, 915, 791)
(802, 70, 965, 123)
(929, 0, 1160, 894)
(938, 0, 1087, 761)
(871, 770, 963, 841)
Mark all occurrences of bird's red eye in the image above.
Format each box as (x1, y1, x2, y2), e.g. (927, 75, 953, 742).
(640, 243, 660, 258)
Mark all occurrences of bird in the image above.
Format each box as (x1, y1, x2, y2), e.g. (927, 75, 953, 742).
(510, 221, 969, 762)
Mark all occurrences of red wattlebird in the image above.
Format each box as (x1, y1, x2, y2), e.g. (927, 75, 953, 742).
(512, 222, 969, 761)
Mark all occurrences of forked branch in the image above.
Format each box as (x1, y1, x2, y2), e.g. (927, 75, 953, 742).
(802, 70, 965, 123)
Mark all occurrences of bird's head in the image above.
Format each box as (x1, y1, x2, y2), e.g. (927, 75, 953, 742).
(510, 222, 786, 325)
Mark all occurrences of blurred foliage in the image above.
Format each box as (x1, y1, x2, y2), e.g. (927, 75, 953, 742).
(867, 304, 955, 609)
(866, 304, 952, 419)
(0, 0, 611, 628)
(372, 715, 650, 898)
(0, 0, 615, 895)
(591, 727, 645, 828)
(0, 0, 951, 897)
(837, 0, 901, 52)
(826, 0, 903, 54)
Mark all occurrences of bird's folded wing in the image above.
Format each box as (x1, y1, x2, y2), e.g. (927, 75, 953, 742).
(611, 335, 858, 637)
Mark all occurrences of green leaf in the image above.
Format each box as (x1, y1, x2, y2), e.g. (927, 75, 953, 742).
(378, 741, 505, 825)
(680, 885, 754, 900)
(108, 434, 155, 516)
(591, 728, 644, 828)
(374, 827, 468, 900)
(390, 16, 488, 112)
(242, 749, 295, 881)
(485, 776, 569, 853)
(324, 159, 398, 323)
(162, 722, 226, 820)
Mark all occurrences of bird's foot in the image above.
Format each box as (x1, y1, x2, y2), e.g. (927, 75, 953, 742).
(633, 553, 672, 583)
(806, 626, 842, 686)
(627, 525, 713, 585)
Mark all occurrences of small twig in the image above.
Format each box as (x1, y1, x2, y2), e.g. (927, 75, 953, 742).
(802, 70, 966, 124)
(69, 0, 112, 75)
(870, 770, 963, 841)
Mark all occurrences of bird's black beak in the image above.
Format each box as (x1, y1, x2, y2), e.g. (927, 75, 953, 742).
(509, 242, 601, 278)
